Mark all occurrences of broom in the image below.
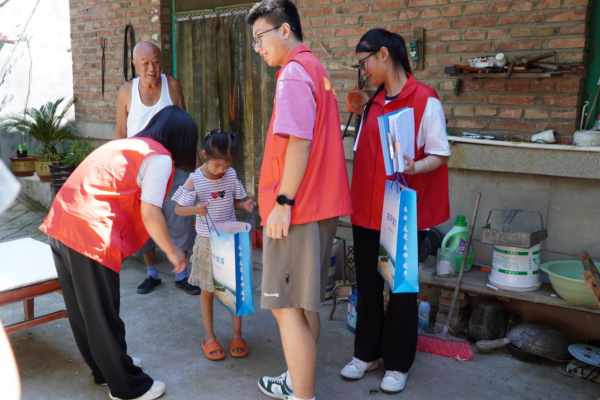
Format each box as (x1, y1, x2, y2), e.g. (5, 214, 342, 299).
(416, 192, 481, 360)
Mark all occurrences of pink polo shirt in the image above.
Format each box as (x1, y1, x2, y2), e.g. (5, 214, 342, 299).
(272, 61, 316, 140)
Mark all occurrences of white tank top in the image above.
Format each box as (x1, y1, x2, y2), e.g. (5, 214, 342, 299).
(126, 74, 174, 137)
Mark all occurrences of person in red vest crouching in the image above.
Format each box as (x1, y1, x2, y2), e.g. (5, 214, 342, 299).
(39, 105, 198, 400)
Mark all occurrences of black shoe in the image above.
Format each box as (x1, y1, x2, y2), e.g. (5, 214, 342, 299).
(175, 277, 201, 295)
(137, 276, 162, 294)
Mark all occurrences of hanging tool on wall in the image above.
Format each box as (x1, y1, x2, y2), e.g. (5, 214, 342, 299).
(515, 51, 556, 69)
(101, 38, 106, 98)
(123, 24, 136, 81)
(342, 68, 367, 138)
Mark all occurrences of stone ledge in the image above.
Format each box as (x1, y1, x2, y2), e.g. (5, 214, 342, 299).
(448, 137, 600, 180)
(16, 175, 53, 209)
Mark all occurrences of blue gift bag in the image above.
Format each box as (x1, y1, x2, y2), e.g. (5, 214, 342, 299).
(205, 209, 255, 317)
(378, 176, 419, 293)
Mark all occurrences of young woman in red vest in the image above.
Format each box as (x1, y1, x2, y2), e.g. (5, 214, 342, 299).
(341, 29, 451, 394)
(40, 106, 198, 400)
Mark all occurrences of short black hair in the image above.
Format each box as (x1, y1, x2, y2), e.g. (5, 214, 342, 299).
(134, 106, 198, 172)
(247, 0, 303, 42)
(203, 129, 239, 161)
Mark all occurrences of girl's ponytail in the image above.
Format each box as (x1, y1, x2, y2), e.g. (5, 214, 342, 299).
(203, 129, 239, 160)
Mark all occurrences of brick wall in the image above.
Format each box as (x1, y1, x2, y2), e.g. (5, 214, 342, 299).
(69, 0, 172, 123)
(69, 0, 591, 142)
(297, 0, 591, 143)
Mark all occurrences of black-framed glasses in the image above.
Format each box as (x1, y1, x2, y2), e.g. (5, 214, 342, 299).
(358, 51, 378, 72)
(252, 25, 282, 50)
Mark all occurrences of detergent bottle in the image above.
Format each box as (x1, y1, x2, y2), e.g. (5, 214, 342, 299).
(441, 215, 473, 272)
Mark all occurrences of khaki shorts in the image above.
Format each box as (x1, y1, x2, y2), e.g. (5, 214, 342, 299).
(261, 217, 338, 312)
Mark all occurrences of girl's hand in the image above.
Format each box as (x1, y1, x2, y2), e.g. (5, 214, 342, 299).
(244, 199, 255, 213)
(403, 154, 417, 175)
(194, 202, 210, 216)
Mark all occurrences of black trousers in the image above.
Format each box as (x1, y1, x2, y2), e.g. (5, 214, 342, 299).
(49, 237, 153, 399)
(352, 225, 425, 373)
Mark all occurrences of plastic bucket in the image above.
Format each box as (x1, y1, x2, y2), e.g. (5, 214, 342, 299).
(489, 244, 542, 291)
(325, 239, 341, 299)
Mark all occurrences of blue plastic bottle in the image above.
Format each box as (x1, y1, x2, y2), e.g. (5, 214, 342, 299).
(347, 289, 358, 334)
(418, 296, 431, 332)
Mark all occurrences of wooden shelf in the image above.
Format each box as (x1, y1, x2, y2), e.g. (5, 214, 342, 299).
(419, 256, 600, 315)
(446, 73, 554, 80)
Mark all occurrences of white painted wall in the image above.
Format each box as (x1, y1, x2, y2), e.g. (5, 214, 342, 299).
(0, 0, 73, 118)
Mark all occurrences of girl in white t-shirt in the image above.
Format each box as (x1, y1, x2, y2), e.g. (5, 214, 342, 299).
(173, 129, 254, 361)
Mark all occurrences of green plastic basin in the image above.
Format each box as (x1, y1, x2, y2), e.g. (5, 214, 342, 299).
(540, 261, 599, 308)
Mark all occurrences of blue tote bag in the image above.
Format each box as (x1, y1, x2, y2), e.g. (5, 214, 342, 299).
(378, 174, 419, 293)
(205, 208, 255, 317)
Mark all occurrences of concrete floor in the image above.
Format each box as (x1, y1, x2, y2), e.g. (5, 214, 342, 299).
(1, 199, 599, 400)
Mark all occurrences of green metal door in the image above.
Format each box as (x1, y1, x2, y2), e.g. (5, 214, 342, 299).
(583, 1, 600, 129)
(172, 4, 277, 208)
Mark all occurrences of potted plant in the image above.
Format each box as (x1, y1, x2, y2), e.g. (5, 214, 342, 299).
(1, 33, 36, 176)
(0, 97, 77, 181)
(49, 139, 94, 196)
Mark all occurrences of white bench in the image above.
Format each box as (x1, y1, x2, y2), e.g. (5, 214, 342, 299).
(0, 238, 67, 334)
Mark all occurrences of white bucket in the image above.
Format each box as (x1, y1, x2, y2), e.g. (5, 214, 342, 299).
(489, 244, 542, 291)
(325, 239, 341, 299)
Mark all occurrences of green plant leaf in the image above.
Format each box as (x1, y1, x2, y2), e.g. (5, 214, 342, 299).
(0, 97, 77, 156)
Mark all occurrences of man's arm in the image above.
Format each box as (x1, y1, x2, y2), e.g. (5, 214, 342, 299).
(266, 135, 311, 239)
(168, 76, 186, 111)
(114, 83, 132, 139)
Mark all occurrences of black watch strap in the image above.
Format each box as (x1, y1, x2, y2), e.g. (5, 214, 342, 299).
(277, 194, 295, 206)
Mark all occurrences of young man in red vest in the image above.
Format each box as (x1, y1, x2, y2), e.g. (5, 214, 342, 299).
(247, 1, 352, 400)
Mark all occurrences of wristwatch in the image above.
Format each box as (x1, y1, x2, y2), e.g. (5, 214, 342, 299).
(276, 194, 295, 206)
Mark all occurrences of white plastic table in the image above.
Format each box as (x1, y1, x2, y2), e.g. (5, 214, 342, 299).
(0, 238, 67, 334)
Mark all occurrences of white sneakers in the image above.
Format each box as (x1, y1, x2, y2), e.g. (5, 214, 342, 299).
(341, 358, 408, 393)
(106, 358, 165, 400)
(380, 371, 408, 394)
(340, 357, 380, 380)
(109, 381, 166, 400)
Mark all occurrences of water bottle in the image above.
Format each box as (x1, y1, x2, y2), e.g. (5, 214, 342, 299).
(347, 288, 358, 334)
(418, 296, 431, 332)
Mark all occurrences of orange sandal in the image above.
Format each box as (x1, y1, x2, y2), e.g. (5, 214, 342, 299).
(229, 338, 249, 358)
(202, 341, 226, 361)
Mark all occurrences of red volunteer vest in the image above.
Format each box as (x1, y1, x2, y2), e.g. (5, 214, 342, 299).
(350, 74, 449, 232)
(258, 45, 353, 225)
(40, 137, 175, 273)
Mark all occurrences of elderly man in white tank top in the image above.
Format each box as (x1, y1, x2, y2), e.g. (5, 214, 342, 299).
(115, 41, 201, 296)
